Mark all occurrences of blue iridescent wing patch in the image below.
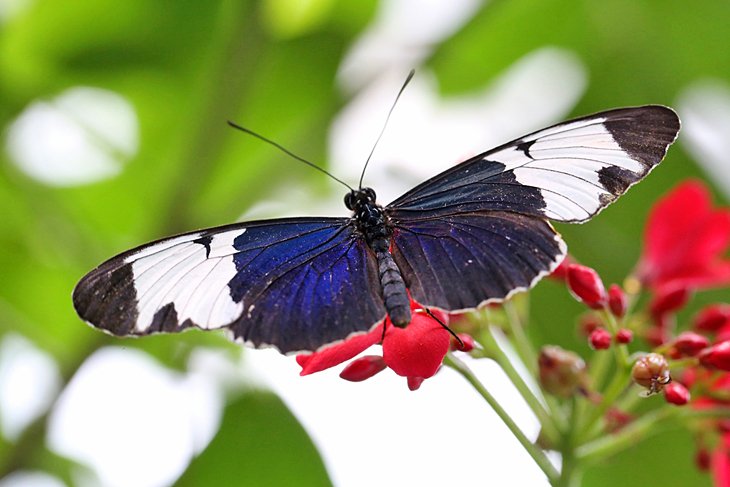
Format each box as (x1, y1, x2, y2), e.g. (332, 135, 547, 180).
(73, 218, 386, 353)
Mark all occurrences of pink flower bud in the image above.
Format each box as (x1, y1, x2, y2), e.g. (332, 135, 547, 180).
(615, 328, 633, 344)
(649, 285, 691, 317)
(567, 264, 607, 309)
(694, 304, 730, 332)
(608, 284, 627, 318)
(631, 353, 671, 393)
(589, 328, 611, 350)
(699, 341, 730, 371)
(673, 332, 710, 357)
(339, 355, 387, 382)
(663, 382, 690, 405)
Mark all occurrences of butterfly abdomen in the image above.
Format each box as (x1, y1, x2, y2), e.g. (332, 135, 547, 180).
(350, 188, 411, 327)
(373, 240, 411, 327)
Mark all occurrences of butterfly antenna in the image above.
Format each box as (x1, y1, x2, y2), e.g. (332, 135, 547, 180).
(358, 69, 415, 189)
(227, 121, 353, 191)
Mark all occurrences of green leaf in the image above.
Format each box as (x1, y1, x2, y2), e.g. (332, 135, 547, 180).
(176, 391, 332, 487)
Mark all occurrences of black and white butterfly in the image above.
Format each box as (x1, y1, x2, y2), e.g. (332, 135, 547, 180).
(73, 105, 680, 354)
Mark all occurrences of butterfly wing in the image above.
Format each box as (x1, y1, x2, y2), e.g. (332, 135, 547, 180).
(73, 218, 386, 353)
(389, 211, 566, 311)
(385, 105, 679, 311)
(388, 106, 680, 223)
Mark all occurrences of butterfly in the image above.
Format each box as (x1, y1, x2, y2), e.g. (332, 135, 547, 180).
(73, 105, 680, 354)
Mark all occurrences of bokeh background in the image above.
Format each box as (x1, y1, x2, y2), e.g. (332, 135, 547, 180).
(1, 1, 730, 486)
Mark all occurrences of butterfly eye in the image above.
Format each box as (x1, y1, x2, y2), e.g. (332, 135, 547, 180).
(344, 192, 355, 210)
(364, 187, 376, 202)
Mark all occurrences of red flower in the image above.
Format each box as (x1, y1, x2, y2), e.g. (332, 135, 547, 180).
(297, 299, 453, 390)
(636, 180, 730, 291)
(714, 433, 730, 486)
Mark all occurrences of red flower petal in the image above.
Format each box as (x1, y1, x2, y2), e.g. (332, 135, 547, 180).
(297, 323, 384, 375)
(638, 180, 730, 290)
(339, 355, 387, 382)
(407, 376, 426, 391)
(382, 309, 450, 379)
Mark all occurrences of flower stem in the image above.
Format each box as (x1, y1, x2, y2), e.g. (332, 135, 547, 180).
(479, 325, 562, 444)
(576, 407, 680, 463)
(600, 309, 630, 370)
(445, 354, 560, 484)
(577, 367, 632, 442)
(501, 301, 568, 432)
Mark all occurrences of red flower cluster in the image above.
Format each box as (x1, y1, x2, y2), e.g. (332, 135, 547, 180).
(297, 299, 470, 391)
(636, 180, 730, 292)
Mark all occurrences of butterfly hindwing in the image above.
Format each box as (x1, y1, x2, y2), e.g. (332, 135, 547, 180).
(73, 218, 386, 354)
(387, 106, 680, 223)
(389, 211, 566, 312)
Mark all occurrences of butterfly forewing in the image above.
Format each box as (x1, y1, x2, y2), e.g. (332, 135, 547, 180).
(73, 218, 387, 354)
(387, 106, 680, 223)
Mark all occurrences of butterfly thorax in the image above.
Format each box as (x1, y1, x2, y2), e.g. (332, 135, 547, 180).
(345, 187, 411, 327)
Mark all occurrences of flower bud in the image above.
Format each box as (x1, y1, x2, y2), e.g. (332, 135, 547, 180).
(538, 346, 587, 397)
(567, 264, 607, 309)
(695, 447, 711, 471)
(339, 355, 387, 382)
(549, 255, 575, 281)
(631, 353, 670, 393)
(650, 285, 691, 317)
(578, 313, 602, 337)
(673, 332, 710, 357)
(699, 341, 730, 371)
(589, 328, 612, 350)
(663, 382, 690, 405)
(694, 304, 730, 332)
(608, 284, 627, 318)
(450, 333, 476, 352)
(615, 328, 633, 344)
(605, 408, 633, 433)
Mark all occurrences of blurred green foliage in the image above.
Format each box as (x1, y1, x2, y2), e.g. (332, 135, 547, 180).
(1, 0, 728, 486)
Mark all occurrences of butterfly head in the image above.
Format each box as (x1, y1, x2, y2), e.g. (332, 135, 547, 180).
(345, 187, 377, 211)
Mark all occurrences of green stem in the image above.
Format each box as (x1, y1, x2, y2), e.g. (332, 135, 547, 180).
(600, 309, 630, 370)
(479, 325, 562, 444)
(578, 367, 632, 442)
(576, 407, 679, 463)
(503, 300, 537, 376)
(501, 301, 567, 432)
(445, 354, 560, 484)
